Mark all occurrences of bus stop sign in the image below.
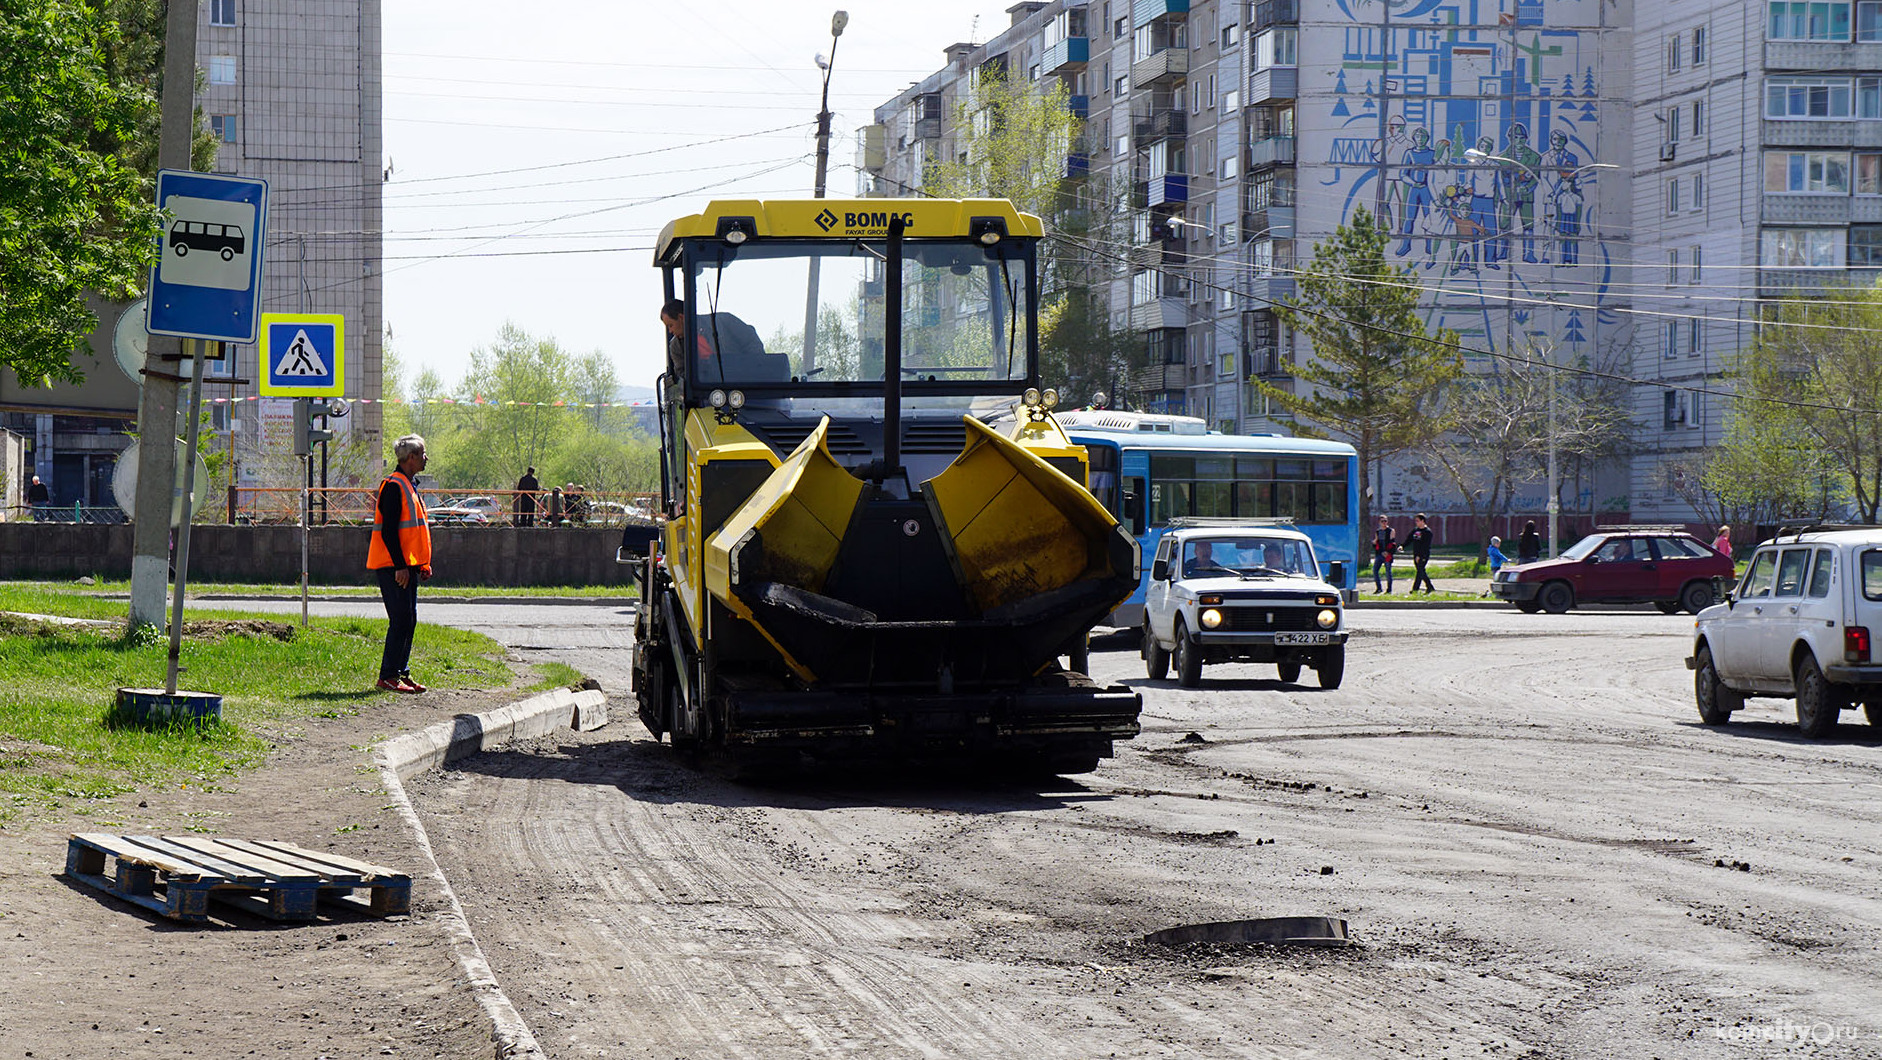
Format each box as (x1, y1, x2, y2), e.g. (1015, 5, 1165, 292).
(147, 170, 269, 342)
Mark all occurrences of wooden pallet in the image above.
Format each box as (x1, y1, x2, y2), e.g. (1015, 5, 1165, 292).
(65, 834, 411, 923)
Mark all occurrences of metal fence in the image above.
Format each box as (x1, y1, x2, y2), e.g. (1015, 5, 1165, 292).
(227, 487, 662, 527)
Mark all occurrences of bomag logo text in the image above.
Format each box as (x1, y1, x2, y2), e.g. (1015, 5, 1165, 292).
(842, 211, 916, 230)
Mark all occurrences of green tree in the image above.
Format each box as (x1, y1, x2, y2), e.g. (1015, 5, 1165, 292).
(451, 323, 576, 485)
(1, 1, 161, 384)
(1039, 289, 1131, 408)
(1256, 206, 1464, 517)
(97, 0, 220, 177)
(924, 68, 1081, 222)
(573, 350, 620, 430)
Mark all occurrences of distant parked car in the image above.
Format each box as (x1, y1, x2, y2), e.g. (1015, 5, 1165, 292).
(1489, 526, 1733, 614)
(427, 504, 489, 526)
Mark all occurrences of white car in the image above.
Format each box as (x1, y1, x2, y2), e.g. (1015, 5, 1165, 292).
(1689, 526, 1882, 737)
(1142, 525, 1348, 689)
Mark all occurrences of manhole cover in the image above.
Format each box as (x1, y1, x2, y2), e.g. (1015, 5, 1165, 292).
(1145, 916, 1352, 949)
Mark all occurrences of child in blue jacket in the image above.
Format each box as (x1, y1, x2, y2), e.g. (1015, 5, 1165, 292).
(1487, 535, 1508, 574)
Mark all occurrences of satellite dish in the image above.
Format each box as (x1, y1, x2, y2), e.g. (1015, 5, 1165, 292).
(112, 440, 211, 527)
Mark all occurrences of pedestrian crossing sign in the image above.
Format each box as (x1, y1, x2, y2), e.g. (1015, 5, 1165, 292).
(259, 313, 345, 396)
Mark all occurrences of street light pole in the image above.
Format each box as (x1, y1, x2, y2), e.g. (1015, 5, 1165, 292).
(1462, 149, 1616, 557)
(802, 10, 849, 375)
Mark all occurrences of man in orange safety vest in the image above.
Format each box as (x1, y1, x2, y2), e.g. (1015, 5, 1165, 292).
(367, 434, 432, 693)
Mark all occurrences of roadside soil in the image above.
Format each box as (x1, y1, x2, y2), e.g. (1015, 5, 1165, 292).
(0, 678, 529, 1060)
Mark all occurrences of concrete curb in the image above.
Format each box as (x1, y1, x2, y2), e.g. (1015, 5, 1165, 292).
(372, 686, 610, 1060)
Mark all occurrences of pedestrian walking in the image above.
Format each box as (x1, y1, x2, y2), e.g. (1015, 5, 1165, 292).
(1408, 513, 1436, 593)
(1712, 524, 1733, 560)
(1487, 535, 1508, 576)
(1517, 520, 1542, 565)
(367, 435, 432, 694)
(26, 474, 49, 521)
(1371, 515, 1398, 593)
(514, 466, 539, 527)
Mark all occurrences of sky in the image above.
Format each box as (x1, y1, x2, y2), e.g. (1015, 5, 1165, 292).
(381, 0, 1022, 393)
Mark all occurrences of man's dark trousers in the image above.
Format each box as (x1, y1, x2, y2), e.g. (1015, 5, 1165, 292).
(377, 569, 418, 681)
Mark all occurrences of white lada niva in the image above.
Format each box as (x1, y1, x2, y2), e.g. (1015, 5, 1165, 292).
(1142, 524, 1348, 689)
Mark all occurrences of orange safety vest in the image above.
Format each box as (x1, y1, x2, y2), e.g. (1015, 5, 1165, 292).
(366, 471, 432, 571)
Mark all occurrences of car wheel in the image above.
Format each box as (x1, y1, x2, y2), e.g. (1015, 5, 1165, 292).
(1680, 581, 1715, 614)
(1143, 623, 1168, 681)
(1654, 601, 1682, 615)
(1693, 644, 1742, 725)
(1276, 660, 1302, 683)
(1174, 618, 1203, 688)
(1316, 647, 1346, 690)
(1539, 581, 1575, 614)
(1514, 600, 1542, 614)
(1794, 654, 1848, 738)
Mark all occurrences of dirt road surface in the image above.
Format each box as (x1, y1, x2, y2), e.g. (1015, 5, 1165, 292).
(408, 607, 1882, 1058)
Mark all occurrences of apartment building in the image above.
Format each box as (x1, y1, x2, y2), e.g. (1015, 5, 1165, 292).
(199, 0, 385, 486)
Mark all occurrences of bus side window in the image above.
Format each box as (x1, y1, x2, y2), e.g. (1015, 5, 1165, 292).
(1122, 476, 1146, 537)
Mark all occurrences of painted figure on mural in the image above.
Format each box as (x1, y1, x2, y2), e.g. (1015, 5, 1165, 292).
(1496, 123, 1544, 264)
(1439, 185, 1485, 274)
(1541, 130, 1584, 265)
(1394, 126, 1436, 257)
(1375, 114, 1409, 234)
(1466, 136, 1502, 268)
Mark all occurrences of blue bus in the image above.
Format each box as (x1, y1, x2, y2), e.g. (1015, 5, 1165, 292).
(1059, 411, 1362, 628)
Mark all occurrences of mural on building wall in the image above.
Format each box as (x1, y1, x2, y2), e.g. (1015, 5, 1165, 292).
(1307, 0, 1622, 367)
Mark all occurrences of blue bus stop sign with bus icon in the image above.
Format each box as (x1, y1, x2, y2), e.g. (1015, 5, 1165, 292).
(148, 170, 268, 342)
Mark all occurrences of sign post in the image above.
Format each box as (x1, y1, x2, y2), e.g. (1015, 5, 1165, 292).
(260, 314, 346, 627)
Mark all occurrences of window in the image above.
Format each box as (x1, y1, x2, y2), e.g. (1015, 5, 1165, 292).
(208, 55, 236, 84)
(1692, 173, 1705, 211)
(1223, 25, 1240, 48)
(1764, 150, 1852, 193)
(1775, 549, 1813, 597)
(1863, 76, 1882, 118)
(1860, 152, 1882, 192)
(209, 0, 235, 26)
(1692, 100, 1707, 137)
(1769, 2, 1853, 39)
(1115, 16, 1127, 40)
(1666, 178, 1681, 215)
(1663, 390, 1686, 429)
(1669, 107, 1684, 143)
(1691, 245, 1704, 282)
(1255, 28, 1297, 69)
(1850, 224, 1882, 264)
(1223, 89, 1239, 113)
(1693, 25, 1707, 64)
(1767, 77, 1855, 118)
(1116, 133, 1130, 155)
(1689, 318, 1703, 357)
(1667, 249, 1681, 286)
(1761, 228, 1845, 267)
(1191, 81, 1202, 113)
(209, 114, 237, 142)
(1664, 319, 1681, 358)
(1115, 74, 1128, 96)
(1809, 549, 1836, 597)
(1668, 33, 1683, 72)
(1208, 74, 1217, 108)
(1862, 0, 1882, 39)
(1029, 64, 1040, 81)
(1221, 155, 1239, 180)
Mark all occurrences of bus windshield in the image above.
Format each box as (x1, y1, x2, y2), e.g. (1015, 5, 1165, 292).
(683, 239, 1034, 390)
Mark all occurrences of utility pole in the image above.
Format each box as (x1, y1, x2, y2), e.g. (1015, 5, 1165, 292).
(802, 10, 849, 374)
(128, 0, 198, 631)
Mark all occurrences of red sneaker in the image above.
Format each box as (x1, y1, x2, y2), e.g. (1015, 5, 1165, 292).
(399, 676, 427, 693)
(376, 678, 404, 693)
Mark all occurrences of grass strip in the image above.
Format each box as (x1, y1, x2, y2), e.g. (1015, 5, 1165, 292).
(0, 605, 515, 822)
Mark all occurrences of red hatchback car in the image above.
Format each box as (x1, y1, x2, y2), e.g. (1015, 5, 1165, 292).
(1490, 527, 1735, 614)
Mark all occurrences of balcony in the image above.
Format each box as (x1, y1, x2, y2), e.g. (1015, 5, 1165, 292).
(1065, 152, 1090, 179)
(1252, 0, 1297, 30)
(1244, 204, 1295, 239)
(1130, 298, 1187, 331)
(1248, 135, 1296, 169)
(1247, 345, 1292, 378)
(1132, 107, 1187, 141)
(1043, 36, 1090, 73)
(1132, 362, 1187, 393)
(1131, 47, 1190, 89)
(1248, 67, 1298, 105)
(1132, 0, 1189, 24)
(914, 116, 942, 140)
(1759, 266, 1882, 293)
(1068, 93, 1090, 120)
(1246, 276, 1296, 306)
(1765, 41, 1882, 72)
(1142, 172, 1189, 206)
(1762, 195, 1854, 225)
(1763, 119, 1882, 149)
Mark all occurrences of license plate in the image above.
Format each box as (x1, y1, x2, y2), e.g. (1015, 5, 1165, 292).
(1274, 632, 1331, 645)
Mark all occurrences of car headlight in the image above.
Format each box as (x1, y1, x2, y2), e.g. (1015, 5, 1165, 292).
(1316, 609, 1338, 629)
(1200, 608, 1223, 629)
